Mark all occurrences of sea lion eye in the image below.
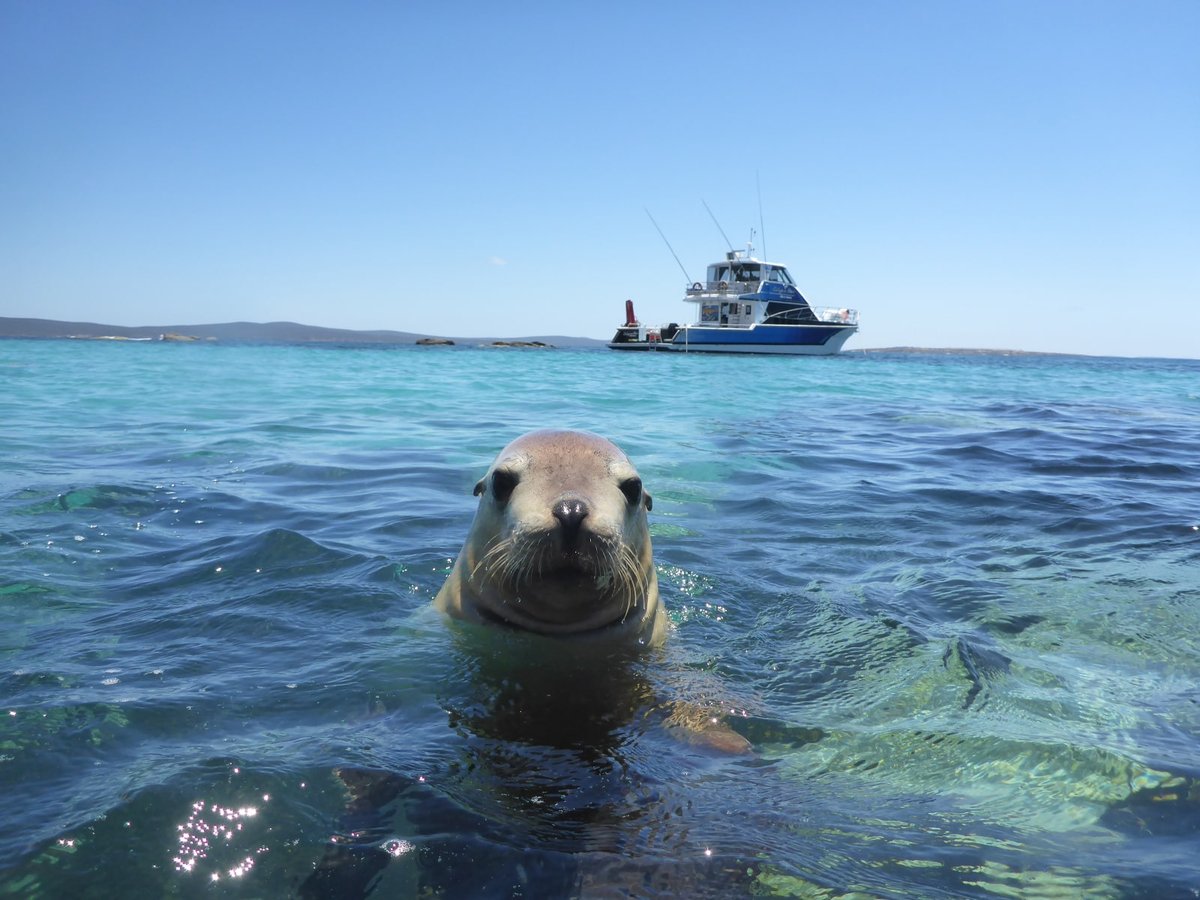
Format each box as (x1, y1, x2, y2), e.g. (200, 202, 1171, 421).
(619, 477, 643, 506)
(491, 469, 519, 504)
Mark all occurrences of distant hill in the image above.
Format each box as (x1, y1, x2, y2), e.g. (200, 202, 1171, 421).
(0, 318, 1098, 358)
(0, 317, 606, 348)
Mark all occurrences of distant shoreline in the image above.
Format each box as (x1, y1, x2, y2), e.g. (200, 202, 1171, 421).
(0, 317, 604, 349)
(0, 317, 1167, 359)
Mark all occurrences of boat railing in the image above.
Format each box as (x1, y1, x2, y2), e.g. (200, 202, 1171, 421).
(686, 281, 757, 296)
(811, 306, 858, 325)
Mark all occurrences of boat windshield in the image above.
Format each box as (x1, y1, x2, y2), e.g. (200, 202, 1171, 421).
(705, 262, 791, 287)
(765, 300, 817, 323)
(731, 264, 761, 283)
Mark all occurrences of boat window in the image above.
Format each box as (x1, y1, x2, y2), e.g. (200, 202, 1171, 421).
(765, 301, 817, 324)
(732, 264, 761, 283)
(766, 267, 795, 285)
(707, 265, 732, 284)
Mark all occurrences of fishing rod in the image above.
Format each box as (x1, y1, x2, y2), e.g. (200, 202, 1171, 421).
(756, 170, 767, 261)
(701, 199, 735, 255)
(644, 208, 693, 285)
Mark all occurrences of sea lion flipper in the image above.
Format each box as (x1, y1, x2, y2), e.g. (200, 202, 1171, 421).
(663, 702, 754, 755)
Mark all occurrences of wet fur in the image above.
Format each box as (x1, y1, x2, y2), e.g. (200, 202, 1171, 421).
(471, 525, 650, 627)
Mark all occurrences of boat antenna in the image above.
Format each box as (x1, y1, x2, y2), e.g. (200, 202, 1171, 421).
(702, 199, 736, 255)
(644, 208, 693, 284)
(756, 170, 767, 261)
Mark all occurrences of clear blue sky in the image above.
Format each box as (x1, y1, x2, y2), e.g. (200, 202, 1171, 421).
(3, 1, 1197, 357)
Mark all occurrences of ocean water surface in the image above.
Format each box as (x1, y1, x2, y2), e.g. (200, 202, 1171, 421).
(1, 339, 1198, 898)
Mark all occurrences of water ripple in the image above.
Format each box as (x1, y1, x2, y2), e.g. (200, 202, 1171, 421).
(2, 342, 1199, 896)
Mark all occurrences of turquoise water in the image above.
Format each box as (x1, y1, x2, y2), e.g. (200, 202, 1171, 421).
(2, 339, 1198, 898)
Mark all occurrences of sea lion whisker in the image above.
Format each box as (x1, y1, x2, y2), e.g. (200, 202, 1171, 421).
(531, 541, 553, 588)
(509, 540, 537, 591)
(472, 537, 507, 582)
(600, 541, 630, 620)
(480, 536, 530, 595)
(617, 547, 644, 622)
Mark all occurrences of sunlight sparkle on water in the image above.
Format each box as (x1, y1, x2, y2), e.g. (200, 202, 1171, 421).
(172, 798, 267, 880)
(382, 837, 415, 857)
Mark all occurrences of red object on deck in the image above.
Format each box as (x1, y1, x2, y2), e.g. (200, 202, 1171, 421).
(624, 299, 638, 327)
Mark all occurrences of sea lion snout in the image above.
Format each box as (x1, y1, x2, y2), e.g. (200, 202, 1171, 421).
(552, 496, 590, 544)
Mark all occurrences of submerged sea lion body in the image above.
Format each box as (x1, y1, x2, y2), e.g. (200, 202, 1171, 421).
(435, 429, 664, 645)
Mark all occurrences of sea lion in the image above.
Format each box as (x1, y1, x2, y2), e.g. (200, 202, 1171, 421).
(435, 429, 665, 645)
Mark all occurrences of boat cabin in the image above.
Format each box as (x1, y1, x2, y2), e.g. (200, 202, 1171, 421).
(705, 251, 797, 291)
(687, 249, 818, 325)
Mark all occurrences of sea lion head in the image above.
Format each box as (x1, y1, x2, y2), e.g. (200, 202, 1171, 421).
(438, 429, 659, 639)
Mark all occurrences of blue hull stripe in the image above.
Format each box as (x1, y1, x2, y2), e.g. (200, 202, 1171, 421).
(672, 326, 843, 347)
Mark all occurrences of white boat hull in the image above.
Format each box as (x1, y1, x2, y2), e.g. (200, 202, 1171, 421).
(609, 322, 857, 355)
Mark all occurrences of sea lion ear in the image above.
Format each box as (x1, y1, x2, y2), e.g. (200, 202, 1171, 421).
(473, 478, 486, 497)
(643, 490, 653, 512)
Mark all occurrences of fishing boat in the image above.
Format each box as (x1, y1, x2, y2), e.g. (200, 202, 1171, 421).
(608, 244, 858, 355)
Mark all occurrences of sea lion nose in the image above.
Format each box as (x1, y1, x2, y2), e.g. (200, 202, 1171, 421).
(553, 497, 589, 542)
